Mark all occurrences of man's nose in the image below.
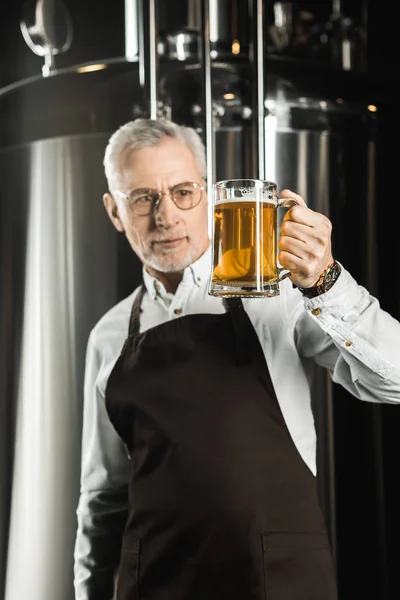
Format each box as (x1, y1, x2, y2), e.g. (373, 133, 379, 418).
(154, 193, 181, 228)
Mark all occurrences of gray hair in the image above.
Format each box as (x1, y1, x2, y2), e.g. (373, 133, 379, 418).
(103, 118, 207, 192)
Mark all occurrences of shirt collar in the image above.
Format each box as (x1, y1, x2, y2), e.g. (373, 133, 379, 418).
(142, 245, 211, 300)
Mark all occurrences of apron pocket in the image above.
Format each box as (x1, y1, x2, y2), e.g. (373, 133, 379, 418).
(116, 536, 141, 600)
(262, 532, 338, 600)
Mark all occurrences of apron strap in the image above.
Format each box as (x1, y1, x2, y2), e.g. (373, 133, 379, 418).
(222, 298, 275, 395)
(222, 297, 244, 311)
(222, 297, 254, 365)
(126, 288, 249, 366)
(121, 285, 146, 370)
(128, 284, 146, 338)
(129, 289, 244, 338)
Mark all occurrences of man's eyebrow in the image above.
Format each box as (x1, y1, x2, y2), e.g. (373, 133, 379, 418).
(130, 187, 155, 194)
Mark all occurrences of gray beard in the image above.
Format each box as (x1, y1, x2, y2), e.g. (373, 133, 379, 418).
(143, 244, 205, 274)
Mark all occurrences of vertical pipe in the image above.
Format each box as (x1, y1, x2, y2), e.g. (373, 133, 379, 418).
(187, 0, 201, 29)
(124, 0, 139, 61)
(0, 193, 15, 600)
(332, 0, 342, 18)
(137, 0, 158, 119)
(325, 371, 337, 566)
(360, 0, 368, 72)
(318, 134, 337, 566)
(200, 0, 215, 234)
(367, 134, 388, 597)
(249, 0, 266, 180)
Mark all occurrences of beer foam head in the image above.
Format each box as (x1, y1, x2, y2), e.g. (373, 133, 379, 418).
(238, 187, 275, 201)
(214, 197, 275, 205)
(215, 190, 276, 205)
(214, 180, 277, 204)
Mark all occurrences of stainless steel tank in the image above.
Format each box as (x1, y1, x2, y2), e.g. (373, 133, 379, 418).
(0, 62, 143, 600)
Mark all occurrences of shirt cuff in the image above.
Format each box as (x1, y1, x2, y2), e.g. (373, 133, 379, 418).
(301, 265, 364, 317)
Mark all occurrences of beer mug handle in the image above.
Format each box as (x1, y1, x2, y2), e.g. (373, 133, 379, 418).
(276, 197, 299, 281)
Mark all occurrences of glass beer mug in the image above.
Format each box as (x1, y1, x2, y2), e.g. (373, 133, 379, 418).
(209, 179, 298, 298)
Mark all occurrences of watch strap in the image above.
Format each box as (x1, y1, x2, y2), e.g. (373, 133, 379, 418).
(297, 260, 342, 298)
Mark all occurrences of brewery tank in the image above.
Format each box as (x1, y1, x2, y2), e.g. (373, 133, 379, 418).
(0, 1, 388, 599)
(0, 60, 144, 600)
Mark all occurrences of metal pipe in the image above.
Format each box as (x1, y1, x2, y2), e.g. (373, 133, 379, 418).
(209, 0, 219, 44)
(187, 0, 201, 29)
(325, 373, 337, 568)
(249, 0, 266, 180)
(332, 0, 342, 19)
(124, 0, 139, 61)
(256, 0, 265, 180)
(367, 134, 388, 597)
(200, 0, 215, 218)
(138, 0, 158, 119)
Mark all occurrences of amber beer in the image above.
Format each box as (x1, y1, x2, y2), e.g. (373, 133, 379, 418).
(209, 179, 297, 298)
(212, 199, 277, 287)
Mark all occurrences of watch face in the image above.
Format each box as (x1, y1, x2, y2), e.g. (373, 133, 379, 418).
(323, 263, 341, 290)
(298, 261, 341, 298)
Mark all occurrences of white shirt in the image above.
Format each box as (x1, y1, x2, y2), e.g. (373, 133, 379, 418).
(74, 246, 400, 597)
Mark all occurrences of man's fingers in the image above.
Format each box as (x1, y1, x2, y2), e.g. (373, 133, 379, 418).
(282, 205, 332, 235)
(279, 189, 307, 207)
(280, 220, 330, 243)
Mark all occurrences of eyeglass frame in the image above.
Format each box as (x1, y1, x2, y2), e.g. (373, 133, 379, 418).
(113, 181, 205, 215)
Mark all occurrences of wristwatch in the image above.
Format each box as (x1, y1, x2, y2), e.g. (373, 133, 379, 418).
(297, 260, 342, 299)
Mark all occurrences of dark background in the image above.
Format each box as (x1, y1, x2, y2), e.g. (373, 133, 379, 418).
(0, 1, 399, 599)
(0, 0, 398, 86)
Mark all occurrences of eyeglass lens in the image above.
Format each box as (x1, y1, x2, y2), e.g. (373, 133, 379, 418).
(129, 182, 202, 214)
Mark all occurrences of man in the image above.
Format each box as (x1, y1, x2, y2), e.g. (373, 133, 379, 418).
(74, 118, 400, 600)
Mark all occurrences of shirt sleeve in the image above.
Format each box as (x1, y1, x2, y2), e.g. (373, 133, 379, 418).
(291, 267, 400, 404)
(74, 334, 131, 600)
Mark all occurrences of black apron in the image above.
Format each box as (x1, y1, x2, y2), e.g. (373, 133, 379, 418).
(105, 285, 338, 600)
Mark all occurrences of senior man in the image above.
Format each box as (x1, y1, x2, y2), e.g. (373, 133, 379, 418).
(74, 118, 400, 600)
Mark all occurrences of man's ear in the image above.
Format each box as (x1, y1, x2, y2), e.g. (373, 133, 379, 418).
(103, 193, 125, 233)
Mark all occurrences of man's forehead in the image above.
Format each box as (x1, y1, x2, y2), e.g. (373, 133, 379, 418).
(114, 148, 145, 189)
(117, 143, 200, 189)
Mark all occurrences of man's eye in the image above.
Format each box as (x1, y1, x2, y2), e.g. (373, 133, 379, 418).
(135, 195, 153, 204)
(176, 189, 192, 197)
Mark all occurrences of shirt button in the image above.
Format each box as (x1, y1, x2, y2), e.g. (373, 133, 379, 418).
(197, 276, 201, 282)
(344, 340, 352, 347)
(155, 283, 160, 291)
(311, 308, 321, 316)
(174, 308, 183, 315)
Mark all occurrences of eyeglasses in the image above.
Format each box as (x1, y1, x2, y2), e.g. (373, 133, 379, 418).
(114, 181, 205, 216)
